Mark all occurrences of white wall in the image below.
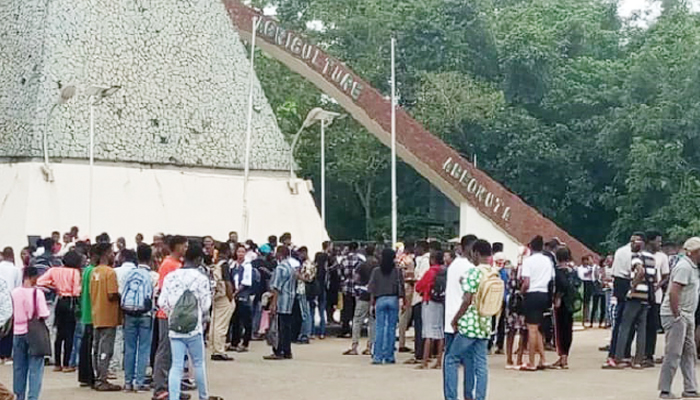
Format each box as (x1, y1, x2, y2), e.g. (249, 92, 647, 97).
(459, 202, 520, 262)
(0, 161, 328, 255)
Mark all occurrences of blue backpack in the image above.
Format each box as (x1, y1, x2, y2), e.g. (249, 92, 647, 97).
(121, 269, 153, 315)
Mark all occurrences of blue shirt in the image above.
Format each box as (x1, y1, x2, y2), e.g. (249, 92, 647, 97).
(270, 260, 296, 314)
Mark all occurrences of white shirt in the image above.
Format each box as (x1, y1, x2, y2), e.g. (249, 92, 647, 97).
(413, 253, 430, 306)
(114, 262, 137, 295)
(0, 261, 22, 291)
(158, 267, 212, 338)
(444, 256, 475, 333)
(654, 251, 670, 304)
(576, 264, 594, 281)
(612, 244, 632, 279)
(521, 253, 553, 293)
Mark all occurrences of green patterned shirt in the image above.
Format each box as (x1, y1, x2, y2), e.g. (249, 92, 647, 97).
(457, 267, 492, 339)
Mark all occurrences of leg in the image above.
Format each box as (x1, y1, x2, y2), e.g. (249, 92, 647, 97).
(213, 300, 234, 355)
(614, 301, 637, 361)
(168, 338, 186, 400)
(421, 339, 432, 368)
(300, 297, 312, 341)
(659, 315, 686, 393)
(13, 335, 28, 400)
(92, 329, 102, 384)
(63, 318, 76, 368)
(240, 302, 253, 348)
(505, 331, 515, 365)
(367, 304, 376, 352)
(109, 326, 123, 374)
(350, 300, 369, 351)
(386, 297, 399, 363)
(153, 319, 171, 394)
(96, 328, 116, 386)
(496, 303, 506, 351)
(70, 322, 83, 368)
(231, 305, 242, 348)
(26, 355, 44, 400)
(646, 302, 659, 360)
(473, 339, 489, 400)
(252, 299, 262, 336)
(413, 303, 423, 360)
(583, 282, 592, 325)
(398, 302, 412, 349)
(78, 324, 94, 385)
(186, 335, 208, 400)
(123, 316, 137, 387)
(681, 318, 698, 394)
(372, 300, 386, 364)
(136, 316, 153, 387)
(526, 324, 539, 367)
(318, 293, 327, 337)
(635, 307, 648, 363)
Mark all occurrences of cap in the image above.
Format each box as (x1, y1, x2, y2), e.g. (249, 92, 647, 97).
(259, 243, 272, 255)
(684, 237, 700, 253)
(493, 252, 508, 264)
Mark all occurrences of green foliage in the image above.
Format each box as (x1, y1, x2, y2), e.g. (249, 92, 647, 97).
(252, 0, 700, 251)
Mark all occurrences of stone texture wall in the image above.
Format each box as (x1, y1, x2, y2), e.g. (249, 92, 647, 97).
(0, 0, 291, 171)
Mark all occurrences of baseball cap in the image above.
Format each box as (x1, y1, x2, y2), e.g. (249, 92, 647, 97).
(683, 237, 700, 253)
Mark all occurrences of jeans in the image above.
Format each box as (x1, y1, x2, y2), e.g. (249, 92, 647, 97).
(13, 334, 45, 400)
(299, 295, 312, 341)
(251, 298, 262, 335)
(659, 315, 697, 394)
(444, 333, 474, 400)
(412, 303, 424, 359)
(69, 322, 84, 367)
(274, 313, 293, 358)
(444, 334, 488, 400)
(169, 334, 208, 400)
(109, 325, 123, 373)
(646, 302, 660, 359)
(92, 327, 116, 385)
(309, 294, 327, 336)
(0, 331, 12, 359)
(124, 315, 153, 387)
(608, 277, 631, 358)
(615, 299, 647, 361)
(372, 296, 399, 364)
(340, 293, 355, 335)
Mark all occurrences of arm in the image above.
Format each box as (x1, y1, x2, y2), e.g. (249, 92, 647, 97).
(415, 269, 432, 295)
(72, 269, 82, 297)
(36, 268, 54, 289)
(669, 282, 684, 319)
(451, 292, 474, 332)
(520, 277, 530, 294)
(199, 276, 212, 313)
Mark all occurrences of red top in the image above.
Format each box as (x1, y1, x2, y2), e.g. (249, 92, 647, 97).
(156, 256, 182, 319)
(415, 265, 443, 302)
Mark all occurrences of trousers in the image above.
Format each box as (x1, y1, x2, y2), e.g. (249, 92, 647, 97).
(152, 319, 171, 394)
(615, 299, 647, 361)
(210, 297, 234, 355)
(92, 327, 116, 385)
(274, 314, 293, 358)
(352, 299, 375, 347)
(412, 303, 423, 359)
(232, 300, 253, 348)
(78, 324, 94, 385)
(54, 296, 77, 367)
(554, 306, 573, 356)
(658, 315, 697, 394)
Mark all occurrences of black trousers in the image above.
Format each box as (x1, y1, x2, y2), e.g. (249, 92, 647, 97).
(646, 302, 660, 359)
(542, 311, 554, 345)
(78, 324, 94, 385)
(412, 303, 423, 360)
(495, 300, 507, 350)
(291, 297, 302, 340)
(55, 297, 78, 367)
(591, 293, 606, 325)
(0, 331, 12, 358)
(232, 301, 253, 348)
(555, 307, 574, 356)
(340, 294, 355, 334)
(274, 314, 293, 358)
(609, 277, 631, 359)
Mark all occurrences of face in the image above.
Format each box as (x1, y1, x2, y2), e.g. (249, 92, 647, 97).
(136, 234, 143, 244)
(689, 249, 700, 264)
(630, 235, 644, 252)
(229, 233, 238, 242)
(63, 233, 71, 243)
(105, 248, 115, 265)
(649, 236, 662, 252)
(154, 235, 163, 246)
(236, 247, 246, 260)
(21, 248, 30, 262)
(203, 237, 214, 249)
(52, 233, 60, 242)
(444, 252, 454, 266)
(117, 238, 126, 250)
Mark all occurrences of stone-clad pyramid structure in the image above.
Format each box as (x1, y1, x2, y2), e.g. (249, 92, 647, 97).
(0, 0, 289, 170)
(0, 0, 326, 252)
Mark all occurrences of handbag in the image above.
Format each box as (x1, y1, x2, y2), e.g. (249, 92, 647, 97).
(26, 289, 52, 357)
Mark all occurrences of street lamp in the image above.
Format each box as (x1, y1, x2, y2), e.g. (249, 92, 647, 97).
(289, 107, 343, 228)
(85, 84, 121, 237)
(42, 85, 77, 182)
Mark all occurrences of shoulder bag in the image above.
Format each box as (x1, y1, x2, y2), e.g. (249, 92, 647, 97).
(27, 289, 52, 357)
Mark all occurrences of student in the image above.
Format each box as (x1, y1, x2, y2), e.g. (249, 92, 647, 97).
(344, 244, 376, 356)
(405, 240, 430, 365)
(230, 244, 254, 352)
(447, 239, 493, 400)
(309, 241, 331, 339)
(590, 259, 607, 329)
(520, 235, 553, 371)
(12, 266, 50, 400)
(210, 243, 234, 361)
(415, 250, 446, 369)
(264, 246, 297, 360)
(368, 248, 405, 365)
(37, 250, 82, 372)
(122, 245, 156, 392)
(647, 230, 669, 367)
(505, 246, 529, 369)
(553, 247, 579, 369)
(89, 242, 122, 391)
(577, 255, 595, 327)
(0, 247, 22, 364)
(78, 245, 99, 387)
(338, 242, 362, 338)
(158, 242, 213, 400)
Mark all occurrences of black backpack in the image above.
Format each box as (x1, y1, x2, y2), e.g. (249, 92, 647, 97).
(430, 267, 447, 303)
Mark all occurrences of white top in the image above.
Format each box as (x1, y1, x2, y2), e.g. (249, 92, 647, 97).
(0, 261, 22, 291)
(158, 267, 212, 338)
(521, 253, 553, 293)
(654, 251, 670, 304)
(413, 254, 430, 306)
(576, 264, 595, 281)
(612, 244, 632, 279)
(444, 256, 475, 333)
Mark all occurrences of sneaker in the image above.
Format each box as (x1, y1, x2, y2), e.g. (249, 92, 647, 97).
(236, 346, 249, 353)
(181, 381, 197, 391)
(211, 353, 234, 361)
(62, 367, 76, 373)
(682, 392, 700, 398)
(135, 385, 150, 392)
(53, 366, 63, 372)
(659, 392, 681, 399)
(263, 354, 285, 360)
(94, 382, 122, 392)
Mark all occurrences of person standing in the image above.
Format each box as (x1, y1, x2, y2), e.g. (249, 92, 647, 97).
(590, 259, 607, 329)
(121, 245, 156, 391)
(658, 237, 700, 399)
(338, 242, 362, 338)
(89, 242, 122, 391)
(0, 247, 22, 364)
(296, 247, 315, 344)
(264, 246, 297, 360)
(210, 243, 234, 361)
(159, 242, 213, 400)
(37, 250, 82, 372)
(396, 242, 415, 353)
(405, 240, 430, 365)
(648, 230, 670, 367)
(553, 247, 579, 369)
(577, 255, 595, 327)
(368, 248, 405, 365)
(415, 250, 446, 369)
(78, 245, 99, 387)
(230, 245, 254, 352)
(520, 236, 553, 371)
(152, 235, 188, 400)
(309, 241, 330, 339)
(343, 244, 377, 356)
(447, 240, 493, 400)
(12, 266, 49, 400)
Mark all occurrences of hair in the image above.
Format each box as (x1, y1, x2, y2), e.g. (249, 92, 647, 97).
(203, 235, 214, 242)
(472, 240, 492, 258)
(245, 239, 258, 251)
(276, 245, 290, 259)
(322, 240, 331, 250)
(117, 237, 126, 244)
(460, 234, 478, 251)
(216, 242, 230, 257)
(556, 247, 572, 263)
(492, 242, 504, 253)
(529, 235, 544, 252)
(95, 242, 112, 260)
(631, 231, 645, 239)
(23, 266, 39, 280)
(268, 235, 277, 243)
(52, 231, 60, 236)
(280, 232, 292, 243)
(185, 241, 204, 262)
(416, 240, 429, 253)
(135, 233, 144, 240)
(229, 231, 238, 238)
(298, 246, 308, 254)
(2, 247, 13, 260)
(380, 248, 396, 275)
(348, 241, 359, 251)
(137, 244, 152, 264)
(70, 226, 79, 234)
(582, 254, 592, 263)
(96, 233, 110, 243)
(545, 239, 560, 250)
(168, 235, 188, 252)
(430, 250, 445, 265)
(429, 241, 442, 252)
(122, 249, 137, 264)
(42, 237, 55, 251)
(365, 243, 376, 258)
(645, 229, 662, 243)
(62, 250, 83, 269)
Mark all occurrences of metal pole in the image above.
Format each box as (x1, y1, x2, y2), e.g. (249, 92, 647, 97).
(391, 37, 398, 246)
(242, 16, 259, 240)
(89, 103, 95, 237)
(321, 118, 326, 228)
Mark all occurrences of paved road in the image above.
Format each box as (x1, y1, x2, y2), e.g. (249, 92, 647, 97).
(0, 328, 676, 400)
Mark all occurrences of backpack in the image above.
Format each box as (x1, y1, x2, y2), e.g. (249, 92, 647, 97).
(430, 267, 447, 303)
(121, 269, 153, 315)
(251, 267, 262, 295)
(563, 270, 583, 314)
(474, 266, 505, 317)
(169, 289, 199, 334)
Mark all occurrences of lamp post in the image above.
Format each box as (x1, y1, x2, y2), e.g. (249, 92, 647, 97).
(85, 84, 121, 237)
(289, 107, 342, 228)
(42, 85, 77, 182)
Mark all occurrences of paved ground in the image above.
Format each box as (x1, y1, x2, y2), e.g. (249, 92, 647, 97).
(0, 328, 680, 400)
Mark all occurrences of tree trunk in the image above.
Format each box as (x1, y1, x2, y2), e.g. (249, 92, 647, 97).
(353, 181, 373, 240)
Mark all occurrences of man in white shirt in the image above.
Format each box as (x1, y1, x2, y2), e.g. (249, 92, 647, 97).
(646, 230, 669, 366)
(405, 240, 430, 365)
(443, 235, 477, 399)
(520, 236, 553, 370)
(0, 247, 21, 362)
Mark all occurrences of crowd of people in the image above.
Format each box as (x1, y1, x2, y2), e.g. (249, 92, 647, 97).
(0, 226, 699, 400)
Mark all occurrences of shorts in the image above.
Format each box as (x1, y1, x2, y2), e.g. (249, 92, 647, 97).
(523, 292, 550, 325)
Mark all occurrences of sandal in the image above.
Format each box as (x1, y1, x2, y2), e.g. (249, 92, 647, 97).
(519, 364, 538, 372)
